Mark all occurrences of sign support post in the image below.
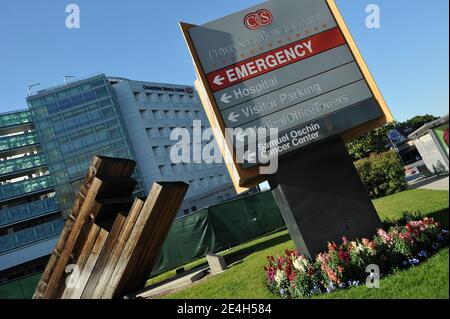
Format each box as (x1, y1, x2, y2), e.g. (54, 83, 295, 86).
(268, 137, 382, 258)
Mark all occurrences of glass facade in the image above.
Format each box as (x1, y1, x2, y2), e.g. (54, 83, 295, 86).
(0, 111, 32, 128)
(0, 153, 46, 177)
(27, 74, 144, 216)
(0, 175, 54, 202)
(0, 197, 60, 228)
(0, 219, 64, 254)
(0, 132, 38, 152)
(0, 110, 64, 278)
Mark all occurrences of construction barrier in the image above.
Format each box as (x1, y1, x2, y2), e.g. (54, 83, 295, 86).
(0, 273, 41, 299)
(150, 190, 285, 275)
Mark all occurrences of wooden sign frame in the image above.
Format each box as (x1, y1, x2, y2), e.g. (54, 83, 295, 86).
(180, 0, 394, 192)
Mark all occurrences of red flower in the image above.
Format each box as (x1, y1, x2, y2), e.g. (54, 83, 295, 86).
(338, 249, 350, 263)
(406, 224, 413, 233)
(288, 271, 296, 282)
(285, 249, 298, 257)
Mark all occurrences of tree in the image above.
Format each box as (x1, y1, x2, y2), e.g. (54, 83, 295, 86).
(346, 122, 398, 161)
(403, 114, 438, 132)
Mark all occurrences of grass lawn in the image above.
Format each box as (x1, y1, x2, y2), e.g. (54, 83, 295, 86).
(157, 189, 449, 299)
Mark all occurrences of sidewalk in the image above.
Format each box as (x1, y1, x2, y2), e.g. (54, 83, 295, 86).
(408, 176, 449, 191)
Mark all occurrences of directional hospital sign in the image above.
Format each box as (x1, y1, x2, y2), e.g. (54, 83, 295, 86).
(181, 0, 393, 191)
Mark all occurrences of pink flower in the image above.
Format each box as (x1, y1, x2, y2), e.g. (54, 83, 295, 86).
(328, 242, 337, 252)
(377, 229, 392, 243)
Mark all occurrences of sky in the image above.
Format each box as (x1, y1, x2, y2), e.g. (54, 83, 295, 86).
(0, 0, 448, 121)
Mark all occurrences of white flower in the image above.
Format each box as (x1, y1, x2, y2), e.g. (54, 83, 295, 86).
(275, 270, 285, 285)
(356, 243, 365, 253)
(293, 257, 308, 272)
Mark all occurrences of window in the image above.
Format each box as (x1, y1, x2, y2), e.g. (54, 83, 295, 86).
(83, 91, 96, 103)
(89, 110, 102, 122)
(59, 98, 71, 110)
(108, 128, 122, 139)
(57, 91, 68, 99)
(71, 94, 84, 107)
(95, 87, 108, 99)
(165, 145, 172, 157)
(164, 110, 173, 119)
(115, 149, 129, 158)
(91, 78, 105, 87)
(148, 127, 159, 138)
(45, 94, 56, 103)
(69, 86, 81, 95)
(81, 83, 92, 91)
(99, 99, 111, 107)
(140, 110, 150, 120)
(191, 206, 197, 212)
(31, 98, 43, 108)
(102, 107, 115, 119)
(41, 127, 55, 139)
(151, 93, 160, 102)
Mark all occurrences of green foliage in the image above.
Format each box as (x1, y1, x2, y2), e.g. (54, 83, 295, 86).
(346, 125, 393, 161)
(355, 151, 406, 199)
(404, 114, 438, 131)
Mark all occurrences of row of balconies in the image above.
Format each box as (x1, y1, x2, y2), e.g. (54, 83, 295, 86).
(0, 175, 54, 204)
(0, 132, 38, 156)
(0, 218, 64, 254)
(0, 197, 60, 229)
(0, 153, 47, 181)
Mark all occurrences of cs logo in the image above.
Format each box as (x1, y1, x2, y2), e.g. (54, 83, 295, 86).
(244, 9, 273, 30)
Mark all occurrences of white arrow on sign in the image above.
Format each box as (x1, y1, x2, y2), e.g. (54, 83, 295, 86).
(228, 112, 240, 123)
(244, 151, 257, 162)
(220, 93, 232, 104)
(213, 75, 225, 86)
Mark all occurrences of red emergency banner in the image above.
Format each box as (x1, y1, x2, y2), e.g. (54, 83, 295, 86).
(207, 27, 346, 92)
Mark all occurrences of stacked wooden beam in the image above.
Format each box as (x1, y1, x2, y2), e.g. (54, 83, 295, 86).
(33, 156, 188, 299)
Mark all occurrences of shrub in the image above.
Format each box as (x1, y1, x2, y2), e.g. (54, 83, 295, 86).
(264, 217, 449, 299)
(354, 151, 406, 199)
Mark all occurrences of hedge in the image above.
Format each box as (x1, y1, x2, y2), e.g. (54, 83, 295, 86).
(354, 151, 406, 199)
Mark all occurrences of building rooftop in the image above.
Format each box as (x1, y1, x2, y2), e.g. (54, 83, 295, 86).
(408, 115, 449, 139)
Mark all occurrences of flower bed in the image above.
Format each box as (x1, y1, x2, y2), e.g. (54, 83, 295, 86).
(264, 217, 449, 298)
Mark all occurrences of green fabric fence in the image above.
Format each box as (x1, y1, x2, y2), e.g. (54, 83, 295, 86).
(150, 190, 285, 275)
(0, 273, 41, 299)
